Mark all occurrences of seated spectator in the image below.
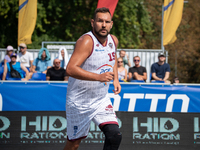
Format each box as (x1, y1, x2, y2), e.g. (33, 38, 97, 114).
(32, 48, 51, 74)
(117, 57, 127, 81)
(57, 47, 69, 69)
(3, 45, 14, 65)
(17, 43, 33, 71)
(46, 58, 68, 81)
(2, 53, 29, 81)
(173, 76, 179, 83)
(151, 52, 170, 83)
(119, 50, 131, 67)
(128, 56, 147, 81)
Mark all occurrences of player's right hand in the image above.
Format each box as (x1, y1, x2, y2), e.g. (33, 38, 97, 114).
(99, 72, 114, 82)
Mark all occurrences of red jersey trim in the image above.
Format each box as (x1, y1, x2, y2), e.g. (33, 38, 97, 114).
(85, 34, 94, 58)
(99, 121, 119, 129)
(103, 37, 108, 47)
(96, 36, 108, 47)
(67, 135, 87, 141)
(110, 35, 117, 52)
(91, 31, 108, 47)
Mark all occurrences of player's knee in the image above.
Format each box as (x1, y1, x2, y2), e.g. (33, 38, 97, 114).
(108, 130, 122, 145)
(101, 124, 122, 149)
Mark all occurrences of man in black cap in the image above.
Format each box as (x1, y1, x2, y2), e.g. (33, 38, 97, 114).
(151, 52, 170, 83)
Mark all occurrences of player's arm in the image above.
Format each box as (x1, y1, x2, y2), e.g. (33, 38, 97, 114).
(111, 35, 121, 94)
(66, 35, 113, 82)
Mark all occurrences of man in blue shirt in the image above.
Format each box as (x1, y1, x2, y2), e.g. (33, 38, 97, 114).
(32, 48, 52, 74)
(2, 53, 29, 80)
(151, 52, 170, 83)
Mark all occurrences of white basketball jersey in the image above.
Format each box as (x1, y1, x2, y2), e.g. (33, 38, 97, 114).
(66, 31, 116, 109)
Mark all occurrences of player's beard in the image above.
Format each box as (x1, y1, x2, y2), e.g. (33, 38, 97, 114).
(94, 28, 109, 38)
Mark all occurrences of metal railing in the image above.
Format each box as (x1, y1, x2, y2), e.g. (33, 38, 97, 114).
(0, 46, 167, 82)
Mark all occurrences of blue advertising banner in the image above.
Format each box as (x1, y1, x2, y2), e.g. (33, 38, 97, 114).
(0, 82, 200, 112)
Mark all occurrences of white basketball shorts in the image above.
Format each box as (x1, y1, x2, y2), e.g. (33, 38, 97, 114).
(66, 97, 118, 141)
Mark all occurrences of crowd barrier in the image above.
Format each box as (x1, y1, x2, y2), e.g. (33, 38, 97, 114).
(0, 82, 200, 150)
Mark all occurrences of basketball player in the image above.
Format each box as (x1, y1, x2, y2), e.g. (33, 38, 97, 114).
(63, 7, 122, 150)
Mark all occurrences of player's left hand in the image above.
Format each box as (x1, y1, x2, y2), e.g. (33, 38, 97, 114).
(113, 80, 121, 94)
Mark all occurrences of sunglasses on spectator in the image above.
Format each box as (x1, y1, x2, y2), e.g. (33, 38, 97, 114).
(55, 62, 60, 64)
(118, 61, 123, 63)
(134, 60, 140, 62)
(20, 47, 25, 49)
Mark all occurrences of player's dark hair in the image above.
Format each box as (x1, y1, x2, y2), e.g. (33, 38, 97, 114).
(93, 7, 111, 20)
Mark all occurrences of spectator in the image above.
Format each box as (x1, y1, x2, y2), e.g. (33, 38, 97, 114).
(173, 76, 179, 83)
(32, 48, 51, 74)
(117, 57, 127, 81)
(128, 56, 147, 81)
(3, 45, 14, 65)
(119, 50, 131, 67)
(17, 43, 33, 71)
(57, 47, 69, 69)
(151, 52, 170, 83)
(2, 53, 29, 81)
(46, 58, 68, 81)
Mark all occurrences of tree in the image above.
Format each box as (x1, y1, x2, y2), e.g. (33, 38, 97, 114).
(30, 0, 98, 48)
(0, 0, 18, 48)
(165, 0, 200, 83)
(112, 0, 153, 48)
(0, 0, 153, 49)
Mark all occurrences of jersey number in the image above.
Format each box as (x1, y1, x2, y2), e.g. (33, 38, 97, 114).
(108, 52, 115, 61)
